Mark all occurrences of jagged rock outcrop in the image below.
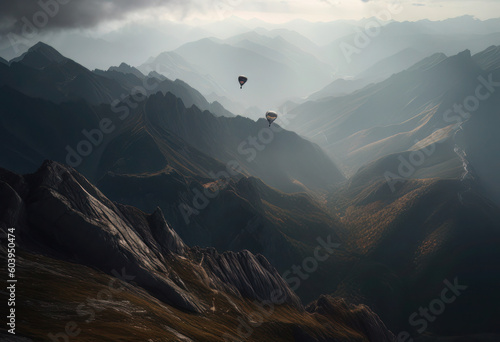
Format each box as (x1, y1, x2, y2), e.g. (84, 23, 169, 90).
(307, 296, 396, 342)
(194, 247, 302, 309)
(0, 161, 301, 313)
(0, 161, 397, 341)
(1, 161, 203, 313)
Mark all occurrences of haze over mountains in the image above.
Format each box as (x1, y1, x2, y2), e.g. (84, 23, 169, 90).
(0, 44, 343, 192)
(135, 16, 500, 115)
(3, 15, 500, 111)
(1, 14, 500, 342)
(288, 47, 500, 208)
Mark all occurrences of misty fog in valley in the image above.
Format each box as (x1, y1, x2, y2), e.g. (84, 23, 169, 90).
(1, 1, 500, 341)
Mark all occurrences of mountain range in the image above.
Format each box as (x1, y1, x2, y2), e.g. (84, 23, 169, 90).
(0, 43, 347, 302)
(288, 46, 500, 196)
(134, 16, 500, 117)
(0, 160, 394, 341)
(1, 35, 500, 341)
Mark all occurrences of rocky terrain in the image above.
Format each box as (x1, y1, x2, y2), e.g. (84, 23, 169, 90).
(0, 161, 395, 341)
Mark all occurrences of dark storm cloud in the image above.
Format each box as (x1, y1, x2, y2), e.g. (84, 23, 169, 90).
(0, 0, 191, 35)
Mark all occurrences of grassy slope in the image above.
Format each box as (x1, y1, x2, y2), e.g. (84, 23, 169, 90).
(0, 250, 380, 342)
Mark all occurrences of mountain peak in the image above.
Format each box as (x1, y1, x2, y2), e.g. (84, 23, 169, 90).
(29, 41, 50, 50)
(435, 49, 475, 71)
(457, 49, 472, 58)
(409, 49, 475, 77)
(148, 207, 186, 255)
(448, 14, 478, 22)
(108, 62, 145, 79)
(12, 41, 66, 69)
(472, 45, 500, 71)
(28, 42, 65, 61)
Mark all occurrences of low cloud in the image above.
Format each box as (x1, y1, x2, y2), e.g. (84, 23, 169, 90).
(0, 0, 195, 35)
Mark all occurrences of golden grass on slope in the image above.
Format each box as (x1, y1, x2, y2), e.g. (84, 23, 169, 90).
(334, 178, 459, 255)
(1, 250, 379, 342)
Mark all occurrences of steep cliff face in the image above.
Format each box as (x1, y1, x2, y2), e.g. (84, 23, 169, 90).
(0, 161, 394, 341)
(193, 247, 302, 309)
(1, 161, 204, 313)
(0, 161, 301, 311)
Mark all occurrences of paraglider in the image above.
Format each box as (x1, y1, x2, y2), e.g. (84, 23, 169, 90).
(238, 75, 248, 89)
(265, 111, 278, 127)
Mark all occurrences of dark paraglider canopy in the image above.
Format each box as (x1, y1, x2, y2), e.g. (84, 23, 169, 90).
(265, 111, 278, 127)
(238, 75, 248, 89)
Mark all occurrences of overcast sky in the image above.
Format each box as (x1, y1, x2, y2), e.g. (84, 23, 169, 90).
(225, 0, 500, 23)
(1, 0, 500, 37)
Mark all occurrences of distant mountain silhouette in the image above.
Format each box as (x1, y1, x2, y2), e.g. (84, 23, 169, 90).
(357, 48, 427, 81)
(95, 66, 234, 118)
(139, 50, 226, 97)
(472, 45, 500, 71)
(131, 18, 500, 115)
(2, 33, 500, 342)
(108, 62, 145, 79)
(254, 27, 324, 62)
(0, 42, 129, 104)
(10, 41, 67, 68)
(308, 48, 430, 102)
(142, 33, 335, 110)
(0, 42, 235, 119)
(288, 48, 496, 181)
(320, 19, 500, 78)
